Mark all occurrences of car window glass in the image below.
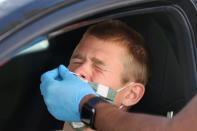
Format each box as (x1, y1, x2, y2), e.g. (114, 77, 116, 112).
(16, 37, 49, 57)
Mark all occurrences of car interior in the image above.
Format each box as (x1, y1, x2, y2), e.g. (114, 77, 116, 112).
(0, 5, 196, 131)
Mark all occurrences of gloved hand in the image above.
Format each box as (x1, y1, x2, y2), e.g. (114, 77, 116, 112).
(40, 65, 96, 122)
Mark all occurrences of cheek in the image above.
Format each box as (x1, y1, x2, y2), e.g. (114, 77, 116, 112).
(106, 76, 124, 89)
(90, 73, 110, 87)
(92, 73, 122, 89)
(90, 74, 108, 85)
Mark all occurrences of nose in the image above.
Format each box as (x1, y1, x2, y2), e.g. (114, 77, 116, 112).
(72, 63, 91, 81)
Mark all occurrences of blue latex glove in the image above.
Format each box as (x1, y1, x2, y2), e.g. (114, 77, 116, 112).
(40, 65, 96, 122)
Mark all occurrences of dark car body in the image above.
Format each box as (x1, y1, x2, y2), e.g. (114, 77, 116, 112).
(0, 0, 196, 130)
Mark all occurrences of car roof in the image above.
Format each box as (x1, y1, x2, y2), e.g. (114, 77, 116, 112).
(1, 0, 163, 40)
(0, 0, 78, 36)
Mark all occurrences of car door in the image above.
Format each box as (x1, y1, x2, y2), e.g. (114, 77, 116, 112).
(0, 0, 196, 130)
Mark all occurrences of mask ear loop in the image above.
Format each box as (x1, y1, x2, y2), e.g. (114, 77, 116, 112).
(117, 82, 134, 111)
(116, 82, 134, 92)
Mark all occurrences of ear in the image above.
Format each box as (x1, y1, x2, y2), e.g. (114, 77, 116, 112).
(122, 82, 145, 107)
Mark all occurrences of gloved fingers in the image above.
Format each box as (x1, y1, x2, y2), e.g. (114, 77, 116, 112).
(40, 81, 45, 96)
(58, 64, 75, 80)
(40, 68, 59, 96)
(41, 68, 59, 82)
(40, 79, 49, 96)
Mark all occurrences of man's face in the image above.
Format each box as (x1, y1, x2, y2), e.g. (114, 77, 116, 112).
(68, 35, 127, 90)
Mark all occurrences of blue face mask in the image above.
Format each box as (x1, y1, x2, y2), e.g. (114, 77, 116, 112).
(88, 82, 134, 103)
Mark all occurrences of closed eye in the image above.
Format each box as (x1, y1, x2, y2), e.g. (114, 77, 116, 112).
(93, 63, 110, 72)
(92, 57, 110, 72)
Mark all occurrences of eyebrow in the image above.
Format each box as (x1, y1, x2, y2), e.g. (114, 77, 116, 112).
(71, 53, 84, 60)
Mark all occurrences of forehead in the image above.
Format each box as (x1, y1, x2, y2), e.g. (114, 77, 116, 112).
(72, 35, 127, 64)
(75, 35, 127, 55)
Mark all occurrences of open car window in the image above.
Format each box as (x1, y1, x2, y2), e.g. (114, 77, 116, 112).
(0, 1, 196, 130)
(16, 37, 49, 57)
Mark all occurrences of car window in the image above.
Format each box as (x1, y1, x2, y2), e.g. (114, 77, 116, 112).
(0, 36, 64, 130)
(0, 1, 196, 130)
(15, 37, 49, 57)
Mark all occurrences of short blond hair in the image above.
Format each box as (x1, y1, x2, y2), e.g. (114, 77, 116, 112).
(81, 20, 149, 85)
